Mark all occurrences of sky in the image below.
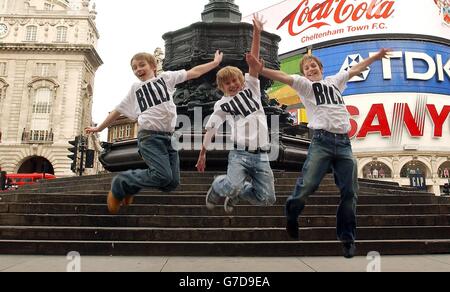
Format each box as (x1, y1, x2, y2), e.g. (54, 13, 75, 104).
(93, 0, 283, 140)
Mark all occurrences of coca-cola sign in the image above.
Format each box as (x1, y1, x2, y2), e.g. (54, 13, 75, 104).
(244, 0, 450, 53)
(277, 0, 396, 36)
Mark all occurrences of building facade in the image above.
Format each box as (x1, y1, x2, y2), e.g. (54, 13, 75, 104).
(0, 0, 103, 177)
(248, 0, 450, 195)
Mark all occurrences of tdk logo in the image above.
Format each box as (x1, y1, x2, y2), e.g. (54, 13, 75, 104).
(340, 54, 370, 82)
(342, 51, 450, 83)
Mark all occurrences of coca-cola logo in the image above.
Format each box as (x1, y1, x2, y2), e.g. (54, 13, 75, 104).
(278, 0, 396, 36)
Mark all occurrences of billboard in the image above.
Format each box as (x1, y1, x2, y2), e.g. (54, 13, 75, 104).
(316, 40, 450, 96)
(245, 0, 450, 54)
(310, 40, 450, 153)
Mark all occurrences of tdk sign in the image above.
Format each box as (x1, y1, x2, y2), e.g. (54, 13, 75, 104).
(343, 51, 450, 82)
(316, 40, 450, 96)
(379, 51, 449, 82)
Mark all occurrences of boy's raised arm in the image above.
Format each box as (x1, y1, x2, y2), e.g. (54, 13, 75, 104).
(246, 54, 295, 86)
(348, 48, 391, 79)
(187, 50, 223, 80)
(248, 13, 265, 78)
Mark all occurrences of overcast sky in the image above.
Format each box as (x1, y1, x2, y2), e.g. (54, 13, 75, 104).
(92, 0, 282, 140)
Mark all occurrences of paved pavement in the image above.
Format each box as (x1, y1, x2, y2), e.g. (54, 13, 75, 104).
(1, 254, 450, 272)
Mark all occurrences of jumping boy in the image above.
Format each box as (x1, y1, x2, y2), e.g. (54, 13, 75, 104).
(247, 48, 391, 258)
(196, 14, 276, 213)
(86, 50, 223, 214)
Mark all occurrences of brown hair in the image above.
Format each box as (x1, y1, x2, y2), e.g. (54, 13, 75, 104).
(130, 52, 158, 75)
(216, 66, 245, 92)
(299, 55, 324, 76)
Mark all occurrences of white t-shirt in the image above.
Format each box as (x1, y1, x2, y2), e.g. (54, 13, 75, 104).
(291, 71, 351, 134)
(206, 74, 269, 150)
(116, 70, 187, 132)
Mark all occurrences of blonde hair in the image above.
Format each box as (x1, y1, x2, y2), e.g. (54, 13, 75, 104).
(216, 66, 245, 92)
(131, 52, 158, 75)
(299, 55, 324, 76)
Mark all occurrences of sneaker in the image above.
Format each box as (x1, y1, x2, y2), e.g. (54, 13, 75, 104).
(107, 191, 122, 214)
(206, 186, 221, 210)
(343, 242, 356, 259)
(122, 195, 134, 206)
(286, 218, 299, 240)
(224, 196, 239, 214)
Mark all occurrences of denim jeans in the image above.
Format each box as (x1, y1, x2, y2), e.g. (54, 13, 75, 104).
(286, 130, 359, 243)
(212, 150, 276, 206)
(111, 131, 180, 200)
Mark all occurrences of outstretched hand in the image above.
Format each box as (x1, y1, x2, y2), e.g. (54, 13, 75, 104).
(252, 13, 266, 33)
(246, 53, 265, 73)
(85, 127, 100, 134)
(373, 48, 393, 61)
(214, 50, 224, 67)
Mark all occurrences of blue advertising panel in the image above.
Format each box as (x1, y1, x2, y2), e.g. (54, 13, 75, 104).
(314, 40, 450, 96)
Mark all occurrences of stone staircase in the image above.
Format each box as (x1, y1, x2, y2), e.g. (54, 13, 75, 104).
(0, 172, 449, 256)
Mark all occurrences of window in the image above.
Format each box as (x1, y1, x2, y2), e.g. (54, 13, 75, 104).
(438, 161, 450, 179)
(0, 80, 7, 99)
(0, 62, 6, 76)
(125, 124, 132, 138)
(26, 26, 37, 41)
(56, 26, 67, 42)
(30, 88, 52, 142)
(119, 126, 125, 139)
(35, 63, 56, 77)
(401, 161, 429, 178)
(363, 162, 392, 179)
(112, 127, 118, 140)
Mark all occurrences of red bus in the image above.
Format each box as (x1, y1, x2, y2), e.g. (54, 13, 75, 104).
(6, 173, 56, 189)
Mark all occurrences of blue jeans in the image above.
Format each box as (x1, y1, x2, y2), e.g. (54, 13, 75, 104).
(111, 131, 180, 200)
(212, 150, 276, 206)
(286, 130, 359, 243)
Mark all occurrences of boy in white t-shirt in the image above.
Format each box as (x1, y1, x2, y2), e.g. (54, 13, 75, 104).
(248, 48, 391, 258)
(86, 51, 223, 214)
(196, 14, 276, 213)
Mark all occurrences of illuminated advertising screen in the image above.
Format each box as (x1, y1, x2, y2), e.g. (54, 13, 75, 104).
(312, 40, 449, 153)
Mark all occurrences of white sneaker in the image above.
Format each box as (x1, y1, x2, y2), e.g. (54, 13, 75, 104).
(224, 196, 239, 214)
(206, 186, 220, 210)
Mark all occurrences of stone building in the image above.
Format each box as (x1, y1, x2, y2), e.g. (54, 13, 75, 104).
(0, 0, 103, 177)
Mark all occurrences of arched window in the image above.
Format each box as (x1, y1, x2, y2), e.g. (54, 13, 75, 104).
(25, 26, 37, 41)
(56, 26, 67, 42)
(401, 161, 429, 178)
(363, 161, 392, 179)
(30, 88, 52, 142)
(438, 161, 450, 179)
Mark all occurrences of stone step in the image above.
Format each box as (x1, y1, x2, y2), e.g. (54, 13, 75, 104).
(33, 175, 404, 188)
(1, 214, 449, 228)
(1, 226, 449, 242)
(11, 184, 429, 195)
(0, 193, 442, 205)
(1, 203, 450, 216)
(18, 172, 303, 188)
(1, 240, 449, 257)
